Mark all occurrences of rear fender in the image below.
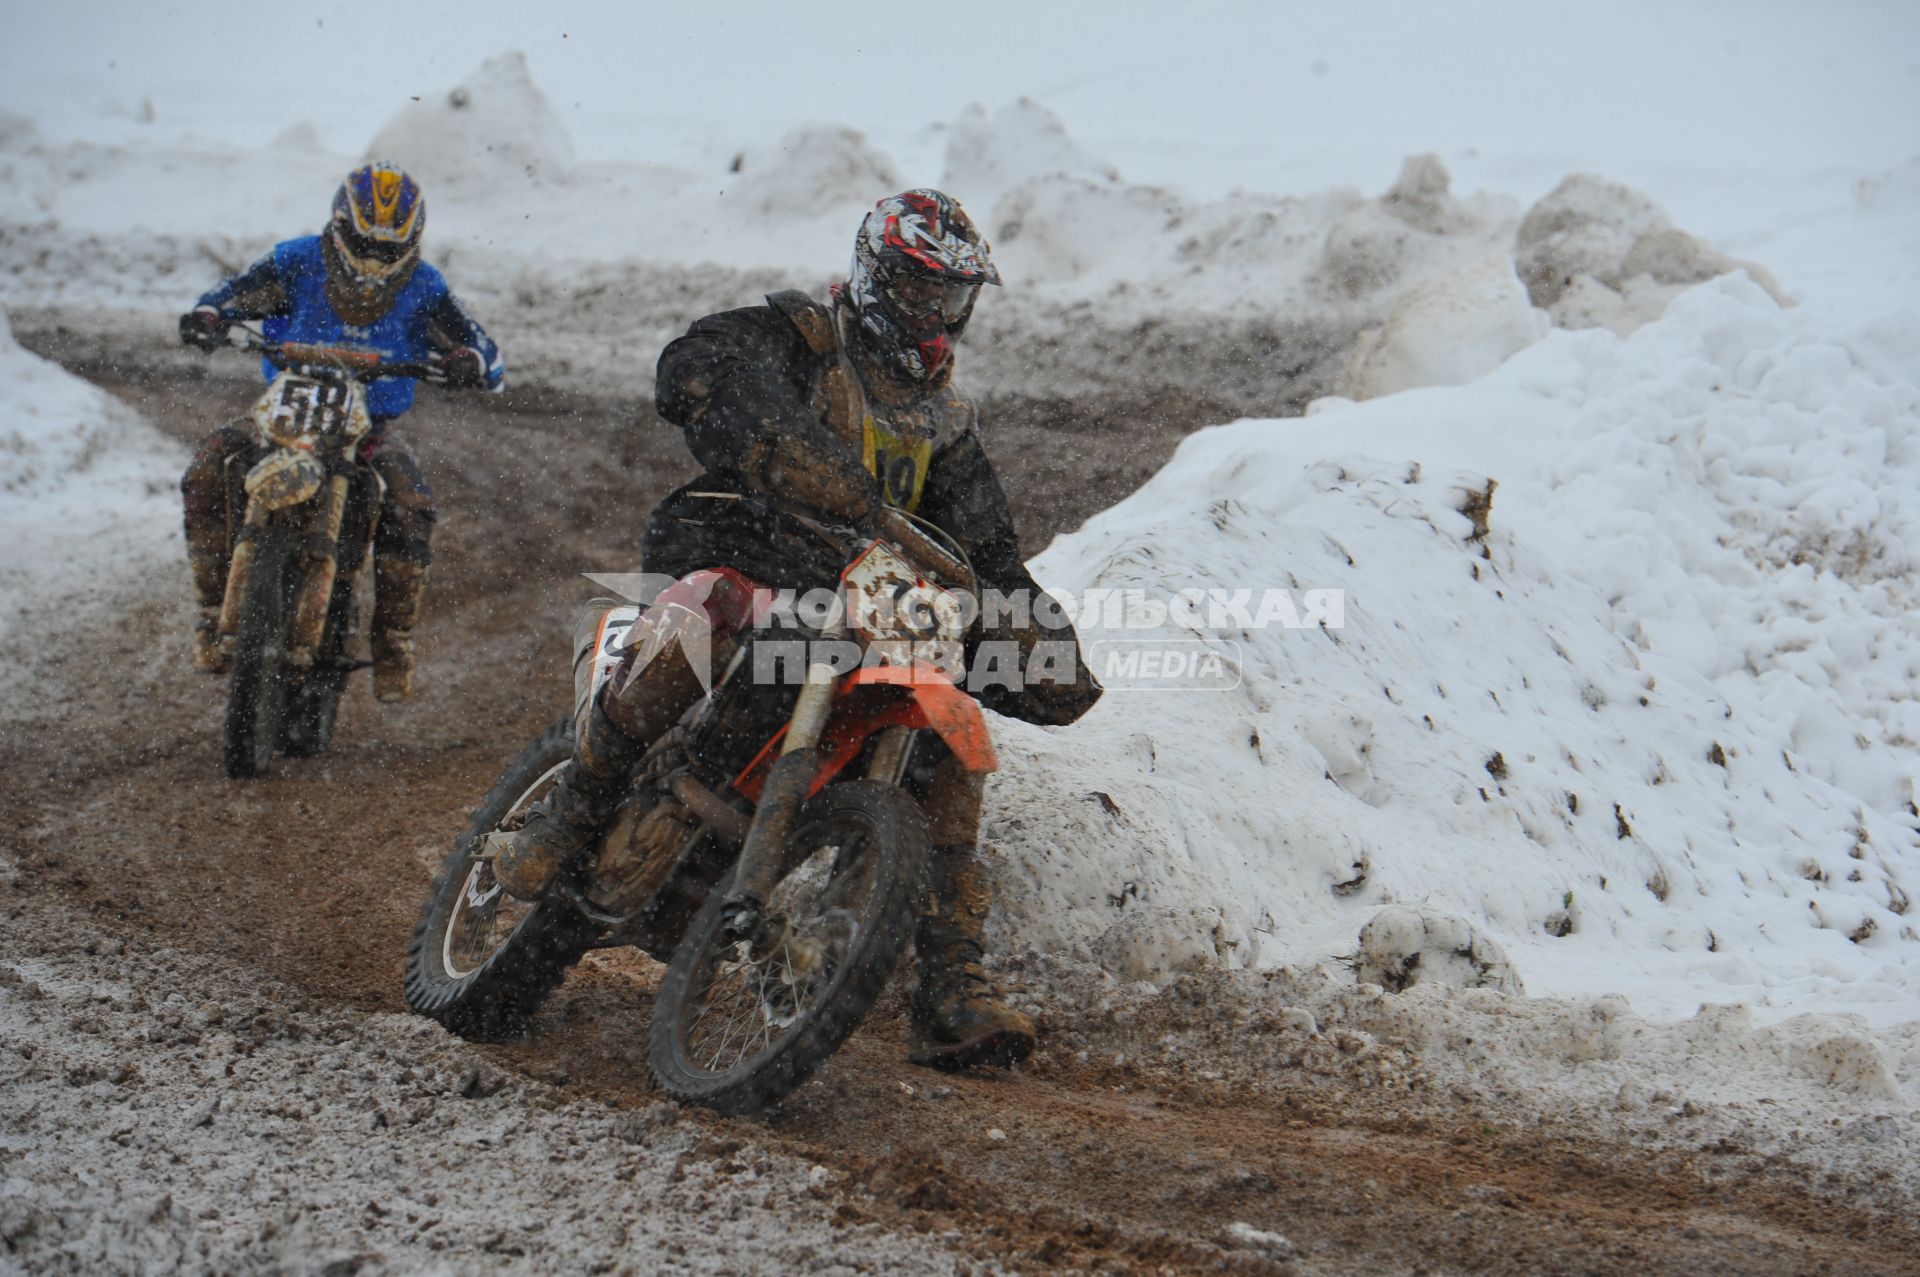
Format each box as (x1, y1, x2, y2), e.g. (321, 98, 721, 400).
(732, 661, 995, 803)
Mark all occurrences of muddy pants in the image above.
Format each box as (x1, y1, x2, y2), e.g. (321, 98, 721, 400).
(179, 420, 436, 610)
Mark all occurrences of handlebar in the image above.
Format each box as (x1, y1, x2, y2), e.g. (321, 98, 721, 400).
(871, 507, 976, 594)
(224, 325, 447, 384)
(753, 497, 978, 594)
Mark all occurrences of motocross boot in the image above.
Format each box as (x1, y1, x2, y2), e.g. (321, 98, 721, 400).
(487, 696, 642, 899)
(187, 545, 230, 674)
(486, 625, 708, 901)
(371, 556, 426, 702)
(191, 607, 227, 674)
(908, 847, 1037, 1071)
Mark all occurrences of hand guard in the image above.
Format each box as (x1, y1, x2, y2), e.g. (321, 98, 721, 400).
(178, 307, 227, 352)
(441, 346, 488, 389)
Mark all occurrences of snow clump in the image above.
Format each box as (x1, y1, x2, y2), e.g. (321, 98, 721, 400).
(1515, 173, 1791, 333)
(365, 51, 574, 187)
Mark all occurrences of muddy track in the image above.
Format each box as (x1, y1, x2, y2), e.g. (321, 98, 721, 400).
(4, 350, 1915, 1275)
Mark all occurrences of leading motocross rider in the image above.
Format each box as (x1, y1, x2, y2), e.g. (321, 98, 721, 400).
(178, 162, 505, 701)
(488, 189, 1103, 1071)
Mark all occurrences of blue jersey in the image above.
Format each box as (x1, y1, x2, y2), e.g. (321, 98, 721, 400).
(198, 235, 504, 420)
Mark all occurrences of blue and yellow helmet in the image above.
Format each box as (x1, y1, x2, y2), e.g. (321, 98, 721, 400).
(328, 162, 425, 285)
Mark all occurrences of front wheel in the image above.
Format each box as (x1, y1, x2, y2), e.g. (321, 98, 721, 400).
(222, 524, 296, 779)
(404, 718, 599, 1038)
(280, 569, 355, 758)
(648, 780, 928, 1115)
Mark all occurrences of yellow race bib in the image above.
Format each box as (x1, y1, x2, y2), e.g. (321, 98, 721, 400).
(862, 414, 934, 513)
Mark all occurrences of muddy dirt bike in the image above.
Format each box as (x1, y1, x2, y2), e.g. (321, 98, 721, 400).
(405, 511, 995, 1115)
(209, 329, 448, 779)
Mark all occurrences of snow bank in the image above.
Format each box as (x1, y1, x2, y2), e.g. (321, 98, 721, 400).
(990, 276, 1920, 1029)
(364, 51, 573, 187)
(0, 54, 1799, 406)
(0, 307, 183, 683)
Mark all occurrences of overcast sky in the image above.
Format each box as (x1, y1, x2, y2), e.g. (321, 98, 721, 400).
(3, 1, 1916, 201)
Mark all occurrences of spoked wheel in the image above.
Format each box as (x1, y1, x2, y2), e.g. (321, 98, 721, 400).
(648, 780, 928, 1116)
(222, 525, 296, 779)
(405, 718, 598, 1037)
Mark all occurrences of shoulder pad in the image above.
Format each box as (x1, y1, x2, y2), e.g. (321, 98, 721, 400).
(765, 289, 837, 356)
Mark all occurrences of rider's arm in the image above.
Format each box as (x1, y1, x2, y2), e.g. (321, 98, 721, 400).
(656, 306, 883, 524)
(916, 426, 1026, 586)
(422, 284, 505, 390)
(195, 249, 291, 321)
(919, 430, 1105, 726)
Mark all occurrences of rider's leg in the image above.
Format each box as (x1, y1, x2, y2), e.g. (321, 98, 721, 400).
(488, 574, 758, 901)
(908, 754, 1037, 1071)
(367, 436, 433, 702)
(179, 423, 255, 673)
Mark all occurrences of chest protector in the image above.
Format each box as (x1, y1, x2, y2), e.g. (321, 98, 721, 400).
(263, 236, 447, 420)
(767, 290, 975, 515)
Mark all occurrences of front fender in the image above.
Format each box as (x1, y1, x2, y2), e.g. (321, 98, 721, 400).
(732, 661, 996, 803)
(833, 664, 996, 773)
(243, 449, 325, 511)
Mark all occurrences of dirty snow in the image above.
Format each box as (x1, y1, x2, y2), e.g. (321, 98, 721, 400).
(0, 53, 1811, 415)
(0, 900, 963, 1276)
(0, 307, 182, 688)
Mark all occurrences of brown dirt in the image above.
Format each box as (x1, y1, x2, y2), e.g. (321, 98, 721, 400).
(3, 350, 1915, 1276)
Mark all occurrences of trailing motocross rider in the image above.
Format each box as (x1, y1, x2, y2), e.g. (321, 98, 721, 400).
(178, 162, 504, 701)
(488, 189, 1102, 1071)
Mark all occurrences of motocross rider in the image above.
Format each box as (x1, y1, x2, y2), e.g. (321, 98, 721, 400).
(177, 162, 504, 701)
(488, 189, 1102, 1071)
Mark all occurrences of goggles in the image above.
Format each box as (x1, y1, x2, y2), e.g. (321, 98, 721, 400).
(885, 271, 980, 326)
(331, 224, 416, 282)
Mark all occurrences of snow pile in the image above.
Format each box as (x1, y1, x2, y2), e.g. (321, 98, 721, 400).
(1517, 173, 1792, 334)
(1339, 253, 1549, 399)
(940, 98, 1120, 212)
(0, 307, 183, 670)
(0, 54, 1799, 408)
(988, 276, 1920, 1029)
(729, 125, 901, 217)
(984, 150, 1519, 321)
(364, 51, 574, 187)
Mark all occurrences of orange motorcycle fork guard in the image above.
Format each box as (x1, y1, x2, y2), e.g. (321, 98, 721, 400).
(731, 663, 997, 806)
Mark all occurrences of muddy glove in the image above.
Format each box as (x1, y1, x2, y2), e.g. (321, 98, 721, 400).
(178, 306, 227, 353)
(440, 346, 488, 389)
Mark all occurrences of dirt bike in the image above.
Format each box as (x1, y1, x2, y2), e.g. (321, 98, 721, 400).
(404, 510, 995, 1115)
(210, 329, 447, 779)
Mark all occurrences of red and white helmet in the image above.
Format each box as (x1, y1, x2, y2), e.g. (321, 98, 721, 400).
(845, 189, 999, 382)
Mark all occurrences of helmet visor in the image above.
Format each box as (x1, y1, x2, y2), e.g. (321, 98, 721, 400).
(885, 271, 980, 327)
(331, 225, 416, 282)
